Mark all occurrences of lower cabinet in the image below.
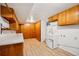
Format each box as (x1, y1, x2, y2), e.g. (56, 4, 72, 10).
(0, 43, 23, 56)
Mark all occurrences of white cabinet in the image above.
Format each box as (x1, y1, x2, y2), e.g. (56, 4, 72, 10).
(58, 25, 79, 55)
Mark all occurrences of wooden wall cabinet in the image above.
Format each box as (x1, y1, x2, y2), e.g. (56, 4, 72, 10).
(20, 21, 41, 41)
(1, 5, 16, 23)
(58, 5, 79, 26)
(48, 16, 53, 22)
(35, 21, 41, 41)
(20, 23, 36, 39)
(58, 12, 66, 26)
(48, 5, 79, 26)
(10, 23, 17, 30)
(21, 24, 30, 39)
(1, 5, 19, 32)
(1, 5, 13, 18)
(48, 14, 58, 22)
(53, 14, 58, 21)
(30, 24, 36, 38)
(66, 5, 79, 25)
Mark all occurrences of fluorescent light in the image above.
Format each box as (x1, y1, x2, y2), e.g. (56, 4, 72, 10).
(75, 11, 79, 16)
(25, 23, 30, 26)
(26, 16, 35, 23)
(30, 19, 35, 22)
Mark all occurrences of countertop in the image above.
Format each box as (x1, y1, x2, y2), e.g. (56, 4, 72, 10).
(0, 33, 24, 46)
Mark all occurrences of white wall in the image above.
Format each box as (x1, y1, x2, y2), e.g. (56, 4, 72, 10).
(41, 17, 48, 43)
(58, 25, 79, 55)
(0, 16, 9, 28)
(47, 23, 79, 55)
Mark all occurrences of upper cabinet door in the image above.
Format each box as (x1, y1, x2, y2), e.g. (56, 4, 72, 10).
(58, 5, 79, 26)
(1, 5, 13, 18)
(1, 5, 16, 23)
(66, 5, 79, 25)
(53, 14, 58, 21)
(76, 5, 79, 24)
(48, 16, 53, 22)
(48, 14, 58, 22)
(58, 11, 66, 26)
(48, 5, 79, 26)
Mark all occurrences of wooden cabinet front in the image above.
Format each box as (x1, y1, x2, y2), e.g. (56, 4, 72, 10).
(48, 14, 58, 22)
(30, 24, 36, 38)
(1, 5, 16, 23)
(58, 12, 66, 26)
(0, 43, 23, 56)
(48, 16, 53, 22)
(20, 23, 36, 39)
(35, 21, 41, 41)
(20, 22, 41, 40)
(66, 5, 79, 25)
(1, 5, 13, 18)
(58, 5, 79, 26)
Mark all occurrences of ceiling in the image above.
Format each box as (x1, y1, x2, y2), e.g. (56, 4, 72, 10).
(7, 3, 34, 24)
(5, 3, 78, 24)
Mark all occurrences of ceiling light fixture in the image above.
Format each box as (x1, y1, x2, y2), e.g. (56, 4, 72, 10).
(76, 11, 79, 16)
(24, 23, 30, 26)
(26, 16, 35, 23)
